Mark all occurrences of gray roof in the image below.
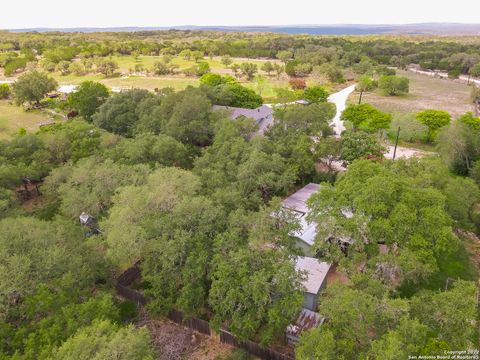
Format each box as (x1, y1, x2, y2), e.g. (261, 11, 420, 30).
(212, 105, 274, 134)
(282, 183, 320, 214)
(295, 256, 331, 294)
(282, 183, 321, 246)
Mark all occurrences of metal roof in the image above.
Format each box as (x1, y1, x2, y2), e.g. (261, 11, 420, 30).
(295, 256, 331, 295)
(286, 308, 324, 339)
(282, 183, 320, 214)
(212, 105, 274, 134)
(282, 183, 321, 246)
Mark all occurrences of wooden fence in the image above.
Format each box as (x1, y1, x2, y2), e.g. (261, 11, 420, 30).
(116, 265, 294, 360)
(220, 330, 294, 360)
(168, 309, 211, 336)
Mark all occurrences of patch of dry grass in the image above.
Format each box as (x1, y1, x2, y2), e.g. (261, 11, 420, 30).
(349, 69, 474, 118)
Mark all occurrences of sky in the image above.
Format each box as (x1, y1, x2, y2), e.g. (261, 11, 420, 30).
(1, 0, 479, 29)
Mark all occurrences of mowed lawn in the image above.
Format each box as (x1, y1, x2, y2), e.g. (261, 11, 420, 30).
(0, 100, 51, 139)
(349, 69, 474, 118)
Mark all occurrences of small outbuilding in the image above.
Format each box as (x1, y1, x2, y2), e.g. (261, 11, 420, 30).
(295, 256, 331, 311)
(286, 308, 324, 344)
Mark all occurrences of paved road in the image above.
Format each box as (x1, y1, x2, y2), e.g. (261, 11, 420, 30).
(327, 84, 356, 137)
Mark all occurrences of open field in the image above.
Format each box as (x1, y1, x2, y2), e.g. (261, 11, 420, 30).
(0, 100, 51, 139)
(349, 69, 474, 118)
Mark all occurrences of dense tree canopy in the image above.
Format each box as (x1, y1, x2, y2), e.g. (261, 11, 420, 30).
(0, 30, 479, 360)
(93, 89, 154, 136)
(0, 217, 104, 314)
(67, 81, 110, 122)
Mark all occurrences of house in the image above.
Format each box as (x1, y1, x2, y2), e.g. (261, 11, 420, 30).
(286, 308, 324, 344)
(295, 256, 331, 311)
(212, 105, 274, 135)
(281, 183, 321, 254)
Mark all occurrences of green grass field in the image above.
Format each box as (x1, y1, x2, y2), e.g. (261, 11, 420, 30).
(0, 100, 51, 139)
(45, 55, 290, 95)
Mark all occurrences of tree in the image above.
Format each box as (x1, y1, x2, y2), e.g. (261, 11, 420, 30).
(341, 103, 392, 131)
(179, 49, 192, 60)
(69, 61, 86, 76)
(438, 113, 480, 175)
(43, 157, 149, 219)
(308, 159, 460, 284)
(67, 81, 110, 122)
(416, 109, 451, 143)
(269, 102, 335, 137)
(93, 89, 153, 136)
(96, 59, 119, 77)
(51, 320, 154, 360)
(152, 60, 177, 75)
(4, 57, 27, 76)
(410, 280, 477, 349)
(296, 328, 336, 360)
(340, 131, 386, 163)
(209, 248, 303, 345)
(261, 61, 274, 75)
(254, 75, 267, 96)
(56, 60, 71, 75)
(316, 63, 345, 83)
(142, 195, 223, 317)
(273, 63, 284, 79)
(0, 217, 102, 313)
(276, 50, 293, 64)
(221, 55, 232, 68)
(303, 86, 329, 103)
(184, 61, 210, 77)
(356, 75, 376, 104)
(273, 87, 303, 104)
(0, 84, 11, 99)
(12, 71, 57, 105)
(469, 63, 480, 79)
(289, 77, 306, 90)
(208, 83, 263, 109)
(231, 63, 241, 78)
(368, 318, 435, 360)
(293, 63, 313, 77)
(107, 133, 190, 168)
(199, 73, 236, 87)
(101, 167, 201, 267)
(191, 50, 204, 62)
(297, 284, 405, 359)
(378, 75, 409, 96)
(164, 87, 213, 146)
(240, 62, 258, 80)
(285, 60, 299, 77)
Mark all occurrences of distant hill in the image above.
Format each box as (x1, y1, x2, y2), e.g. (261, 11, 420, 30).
(7, 23, 480, 35)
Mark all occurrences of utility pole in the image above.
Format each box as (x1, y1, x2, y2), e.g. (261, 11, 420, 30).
(392, 126, 400, 161)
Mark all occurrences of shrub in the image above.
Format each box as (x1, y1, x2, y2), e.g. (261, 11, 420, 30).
(119, 300, 138, 322)
(0, 84, 11, 99)
(289, 77, 306, 90)
(378, 75, 409, 96)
